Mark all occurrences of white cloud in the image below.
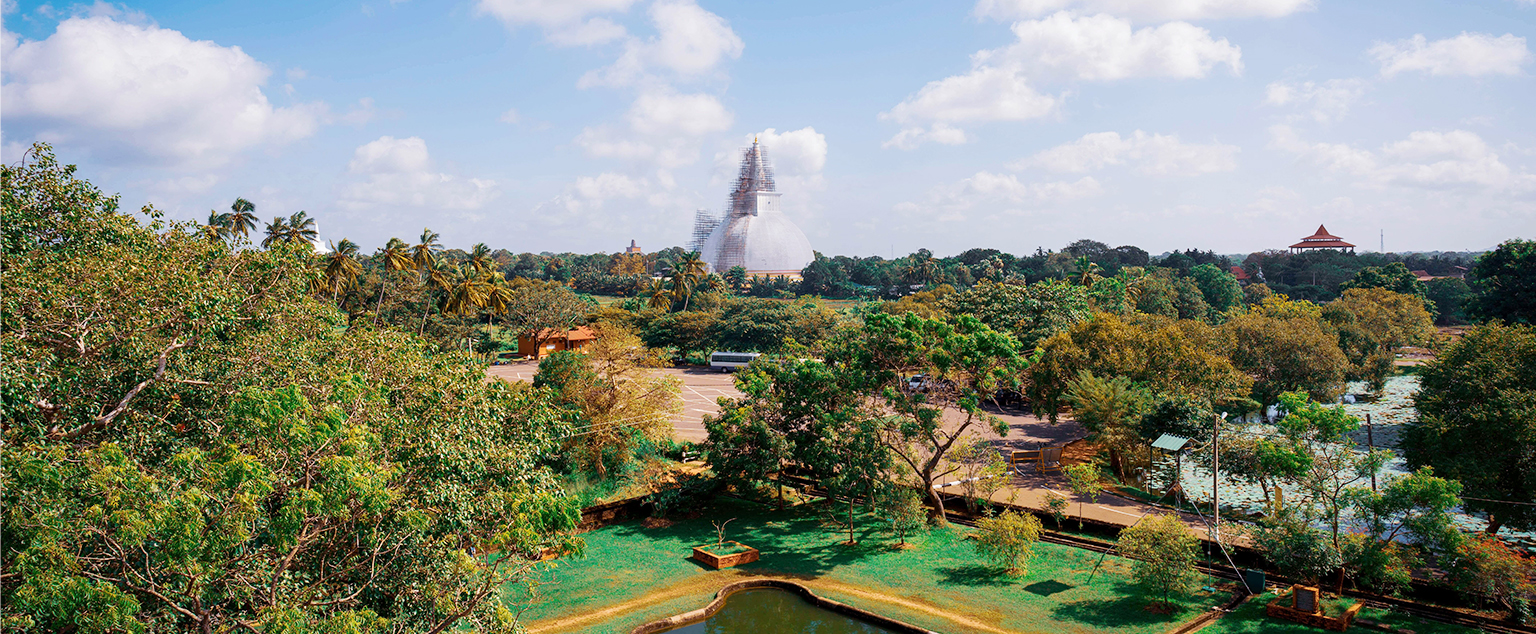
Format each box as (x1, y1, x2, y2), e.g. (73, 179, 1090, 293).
(340, 97, 378, 126)
(740, 127, 829, 194)
(499, 108, 521, 124)
(475, 0, 636, 45)
(1018, 130, 1239, 175)
(339, 136, 499, 210)
(880, 66, 1058, 149)
(1263, 78, 1367, 123)
(1370, 32, 1532, 77)
(1271, 126, 1535, 191)
(1, 14, 325, 166)
(576, 89, 733, 172)
(981, 12, 1244, 82)
(908, 172, 1103, 221)
(578, 0, 743, 87)
(973, 0, 1315, 22)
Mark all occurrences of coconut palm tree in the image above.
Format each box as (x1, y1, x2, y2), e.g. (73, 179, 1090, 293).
(287, 211, 319, 245)
(412, 229, 442, 271)
(262, 216, 291, 249)
(419, 258, 454, 335)
(469, 243, 494, 274)
(324, 239, 363, 301)
(443, 264, 491, 317)
(227, 197, 258, 239)
(667, 251, 709, 311)
(484, 272, 514, 324)
(204, 211, 232, 242)
(645, 278, 673, 310)
(373, 237, 414, 325)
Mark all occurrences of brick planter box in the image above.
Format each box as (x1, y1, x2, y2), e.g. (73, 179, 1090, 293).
(691, 541, 759, 569)
(1266, 586, 1362, 632)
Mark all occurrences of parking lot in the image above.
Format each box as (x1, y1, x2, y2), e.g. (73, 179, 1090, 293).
(486, 361, 740, 442)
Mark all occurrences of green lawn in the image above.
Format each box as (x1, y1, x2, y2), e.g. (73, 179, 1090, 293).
(1203, 594, 1479, 634)
(513, 496, 1231, 634)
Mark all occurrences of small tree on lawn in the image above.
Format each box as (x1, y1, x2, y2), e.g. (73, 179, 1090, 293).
(1043, 491, 1070, 529)
(878, 485, 928, 548)
(974, 510, 1044, 576)
(1118, 514, 1200, 610)
(1065, 463, 1106, 530)
(1253, 508, 1342, 585)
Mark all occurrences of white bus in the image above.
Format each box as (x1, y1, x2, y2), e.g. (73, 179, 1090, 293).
(709, 351, 760, 372)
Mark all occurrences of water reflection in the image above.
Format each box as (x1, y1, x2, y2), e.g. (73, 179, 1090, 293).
(665, 588, 900, 634)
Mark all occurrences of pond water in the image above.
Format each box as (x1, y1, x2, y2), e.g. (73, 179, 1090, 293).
(663, 588, 901, 634)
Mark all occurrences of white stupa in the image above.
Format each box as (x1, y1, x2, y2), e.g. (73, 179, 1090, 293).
(699, 139, 815, 278)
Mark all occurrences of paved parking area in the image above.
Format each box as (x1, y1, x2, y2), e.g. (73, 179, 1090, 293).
(486, 361, 740, 442)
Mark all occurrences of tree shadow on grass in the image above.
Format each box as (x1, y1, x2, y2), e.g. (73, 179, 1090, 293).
(937, 565, 1013, 587)
(1051, 585, 1188, 629)
(1023, 580, 1074, 597)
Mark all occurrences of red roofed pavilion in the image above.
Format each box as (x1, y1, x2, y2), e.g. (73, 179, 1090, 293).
(1289, 225, 1355, 254)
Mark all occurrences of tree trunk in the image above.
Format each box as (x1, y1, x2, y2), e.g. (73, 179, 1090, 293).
(926, 486, 946, 524)
(847, 495, 856, 545)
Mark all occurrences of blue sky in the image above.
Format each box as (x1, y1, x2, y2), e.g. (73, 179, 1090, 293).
(3, 0, 1533, 256)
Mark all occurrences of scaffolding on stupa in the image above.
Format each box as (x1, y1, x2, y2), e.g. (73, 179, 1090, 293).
(688, 209, 719, 254)
(713, 140, 776, 272)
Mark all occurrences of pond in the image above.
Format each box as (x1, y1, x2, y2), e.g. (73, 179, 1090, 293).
(662, 588, 902, 634)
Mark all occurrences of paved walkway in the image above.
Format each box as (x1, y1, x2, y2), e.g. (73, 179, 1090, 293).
(486, 361, 737, 441)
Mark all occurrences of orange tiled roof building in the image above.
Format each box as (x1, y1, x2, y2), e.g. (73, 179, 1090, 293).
(1289, 225, 1355, 254)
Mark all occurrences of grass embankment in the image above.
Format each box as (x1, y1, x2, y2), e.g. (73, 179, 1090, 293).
(1204, 594, 1478, 634)
(512, 497, 1230, 634)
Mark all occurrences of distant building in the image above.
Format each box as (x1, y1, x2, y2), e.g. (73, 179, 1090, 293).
(1230, 265, 1253, 284)
(517, 326, 596, 359)
(1289, 225, 1356, 254)
(625, 240, 642, 255)
(698, 138, 815, 278)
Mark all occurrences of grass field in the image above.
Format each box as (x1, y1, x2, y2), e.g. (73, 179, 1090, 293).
(1203, 594, 1478, 634)
(512, 496, 1232, 634)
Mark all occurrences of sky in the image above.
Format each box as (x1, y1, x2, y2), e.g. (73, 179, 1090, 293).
(2, 0, 1533, 257)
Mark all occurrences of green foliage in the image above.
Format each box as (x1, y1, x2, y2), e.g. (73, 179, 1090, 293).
(1253, 510, 1343, 585)
(939, 279, 1091, 349)
(1138, 394, 1211, 443)
(1342, 262, 1427, 299)
(876, 486, 929, 546)
(1224, 298, 1349, 405)
(1064, 463, 1106, 528)
(1424, 277, 1472, 325)
(645, 472, 721, 518)
(973, 511, 1043, 575)
(1404, 322, 1536, 532)
(1043, 491, 1070, 529)
(2, 145, 582, 633)
(1466, 239, 1536, 324)
(1117, 514, 1199, 608)
(1190, 263, 1243, 315)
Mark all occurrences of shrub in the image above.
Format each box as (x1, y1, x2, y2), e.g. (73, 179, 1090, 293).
(1118, 514, 1200, 608)
(973, 511, 1043, 576)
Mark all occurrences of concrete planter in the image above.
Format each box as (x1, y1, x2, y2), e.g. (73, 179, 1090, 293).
(691, 541, 759, 569)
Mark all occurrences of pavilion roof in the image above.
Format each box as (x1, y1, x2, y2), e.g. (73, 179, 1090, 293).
(1291, 224, 1355, 249)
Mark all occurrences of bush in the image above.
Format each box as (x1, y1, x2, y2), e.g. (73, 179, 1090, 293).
(973, 511, 1043, 576)
(1448, 534, 1536, 615)
(646, 472, 721, 518)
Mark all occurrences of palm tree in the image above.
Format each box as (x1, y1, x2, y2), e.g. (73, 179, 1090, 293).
(373, 237, 414, 325)
(1072, 256, 1102, 286)
(412, 229, 442, 271)
(262, 216, 290, 249)
(697, 272, 727, 295)
(443, 264, 491, 317)
(484, 272, 514, 324)
(287, 211, 318, 245)
(469, 243, 494, 274)
(667, 251, 709, 311)
(324, 239, 363, 301)
(419, 258, 453, 335)
(204, 211, 232, 242)
(645, 278, 673, 310)
(227, 197, 258, 239)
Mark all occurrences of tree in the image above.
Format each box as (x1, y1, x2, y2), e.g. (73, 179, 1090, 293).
(444, 264, 492, 317)
(703, 400, 794, 510)
(468, 242, 494, 273)
(830, 312, 1028, 522)
(1254, 509, 1342, 585)
(939, 279, 1091, 349)
(1425, 277, 1472, 325)
(1065, 371, 1149, 481)
(1447, 534, 1536, 614)
(1190, 263, 1242, 314)
(1465, 239, 1536, 324)
(226, 196, 258, 239)
(1118, 514, 1199, 609)
(1341, 262, 1427, 299)
(724, 265, 749, 294)
(322, 238, 363, 300)
(1404, 323, 1536, 533)
(665, 251, 708, 311)
(503, 281, 594, 358)
(1344, 467, 1463, 595)
(1223, 298, 1349, 405)
(533, 325, 681, 478)
(1327, 287, 1434, 392)
(2, 144, 583, 633)
(1043, 492, 1070, 529)
(373, 237, 414, 325)
(285, 210, 318, 244)
(878, 486, 928, 547)
(973, 511, 1043, 576)
(261, 215, 290, 248)
(946, 437, 1009, 514)
(1064, 463, 1105, 529)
